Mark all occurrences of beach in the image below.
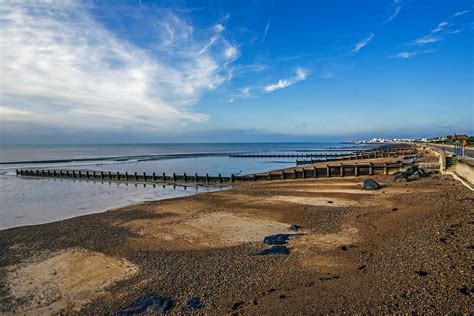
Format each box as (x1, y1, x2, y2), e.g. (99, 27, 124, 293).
(0, 150, 472, 314)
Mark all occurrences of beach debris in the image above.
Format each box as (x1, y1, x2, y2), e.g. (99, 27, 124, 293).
(256, 245, 290, 255)
(458, 287, 472, 296)
(263, 233, 303, 245)
(360, 178, 381, 190)
(186, 297, 203, 309)
(415, 270, 429, 277)
(289, 224, 301, 231)
(390, 171, 409, 183)
(404, 166, 419, 176)
(119, 294, 173, 314)
(341, 245, 349, 251)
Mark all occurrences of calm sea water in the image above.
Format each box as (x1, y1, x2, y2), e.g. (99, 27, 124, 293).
(0, 143, 366, 230)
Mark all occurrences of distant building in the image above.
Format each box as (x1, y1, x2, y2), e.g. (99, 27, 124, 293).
(451, 134, 468, 141)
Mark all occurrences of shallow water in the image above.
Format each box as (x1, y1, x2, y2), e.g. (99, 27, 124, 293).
(0, 142, 368, 230)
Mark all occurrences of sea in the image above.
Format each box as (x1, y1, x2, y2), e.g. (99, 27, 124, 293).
(0, 143, 370, 230)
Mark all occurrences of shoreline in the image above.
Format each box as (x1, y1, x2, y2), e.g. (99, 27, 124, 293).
(0, 150, 472, 313)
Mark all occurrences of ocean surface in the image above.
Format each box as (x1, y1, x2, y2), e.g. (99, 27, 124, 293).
(0, 143, 368, 230)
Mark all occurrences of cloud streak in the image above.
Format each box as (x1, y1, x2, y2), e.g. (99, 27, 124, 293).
(385, 0, 404, 23)
(0, 1, 238, 133)
(264, 68, 308, 93)
(352, 33, 375, 53)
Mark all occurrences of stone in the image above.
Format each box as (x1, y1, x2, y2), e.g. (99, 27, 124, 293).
(390, 172, 409, 183)
(408, 173, 420, 181)
(186, 297, 203, 309)
(119, 294, 173, 314)
(404, 166, 418, 176)
(289, 224, 301, 231)
(263, 234, 303, 245)
(360, 178, 381, 190)
(256, 246, 290, 255)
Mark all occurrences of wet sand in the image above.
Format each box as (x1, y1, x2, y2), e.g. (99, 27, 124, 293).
(0, 153, 473, 314)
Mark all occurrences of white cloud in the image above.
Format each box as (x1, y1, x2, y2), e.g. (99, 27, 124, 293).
(261, 21, 271, 44)
(264, 68, 308, 93)
(385, 0, 403, 23)
(0, 1, 238, 133)
(352, 33, 375, 53)
(453, 10, 470, 18)
(414, 34, 443, 45)
(224, 45, 239, 60)
(431, 21, 449, 32)
(392, 51, 417, 59)
(213, 23, 224, 33)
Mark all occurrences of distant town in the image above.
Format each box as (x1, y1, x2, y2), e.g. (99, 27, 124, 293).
(350, 133, 472, 145)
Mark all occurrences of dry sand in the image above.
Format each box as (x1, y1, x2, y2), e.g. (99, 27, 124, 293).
(0, 152, 472, 314)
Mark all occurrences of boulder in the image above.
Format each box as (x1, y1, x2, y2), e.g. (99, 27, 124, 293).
(256, 246, 289, 255)
(404, 166, 418, 176)
(186, 297, 203, 310)
(119, 294, 173, 314)
(390, 172, 409, 183)
(289, 224, 301, 231)
(360, 178, 381, 190)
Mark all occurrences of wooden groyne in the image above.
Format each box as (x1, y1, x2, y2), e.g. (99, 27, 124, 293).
(230, 149, 415, 159)
(16, 162, 412, 185)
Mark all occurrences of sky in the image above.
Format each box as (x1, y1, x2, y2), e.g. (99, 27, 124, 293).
(0, 0, 473, 144)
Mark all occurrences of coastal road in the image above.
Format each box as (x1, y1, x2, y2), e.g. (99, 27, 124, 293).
(428, 143, 474, 158)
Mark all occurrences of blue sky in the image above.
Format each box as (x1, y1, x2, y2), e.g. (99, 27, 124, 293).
(0, 0, 472, 143)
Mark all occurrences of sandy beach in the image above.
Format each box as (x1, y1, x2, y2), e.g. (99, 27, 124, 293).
(0, 151, 472, 314)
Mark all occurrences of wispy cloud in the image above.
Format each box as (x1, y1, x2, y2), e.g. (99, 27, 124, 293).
(431, 21, 449, 33)
(452, 10, 470, 18)
(414, 34, 444, 45)
(261, 21, 271, 44)
(264, 68, 308, 93)
(229, 87, 251, 102)
(385, 0, 404, 23)
(0, 1, 239, 133)
(352, 33, 375, 53)
(391, 49, 437, 59)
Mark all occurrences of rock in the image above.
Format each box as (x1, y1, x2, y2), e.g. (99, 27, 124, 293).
(408, 173, 420, 181)
(404, 166, 418, 176)
(256, 246, 290, 255)
(263, 234, 303, 245)
(289, 224, 301, 231)
(416, 168, 429, 177)
(186, 297, 203, 309)
(390, 172, 409, 183)
(415, 270, 428, 277)
(360, 178, 381, 190)
(119, 294, 173, 314)
(341, 245, 349, 251)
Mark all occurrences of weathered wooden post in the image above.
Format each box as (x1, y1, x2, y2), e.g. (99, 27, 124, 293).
(125, 172, 128, 180)
(384, 163, 388, 175)
(163, 172, 166, 182)
(117, 171, 120, 180)
(293, 169, 297, 179)
(231, 174, 235, 182)
(369, 163, 374, 175)
(153, 172, 156, 181)
(184, 173, 187, 183)
(340, 163, 344, 177)
(66, 170, 70, 177)
(253, 174, 257, 181)
(354, 164, 359, 177)
(219, 173, 222, 183)
(108, 171, 112, 179)
(195, 173, 198, 183)
(134, 172, 138, 181)
(86, 171, 90, 179)
(268, 172, 272, 180)
(72, 170, 76, 178)
(173, 172, 177, 182)
(100, 171, 104, 179)
(326, 165, 331, 178)
(143, 172, 147, 181)
(313, 166, 318, 178)
(16, 169, 19, 176)
(53, 170, 57, 177)
(302, 168, 306, 179)
(206, 173, 209, 183)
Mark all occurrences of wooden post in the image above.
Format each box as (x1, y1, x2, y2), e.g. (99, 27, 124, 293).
(302, 168, 306, 179)
(153, 172, 156, 181)
(53, 170, 57, 177)
(253, 174, 257, 181)
(16, 169, 19, 176)
(340, 163, 344, 177)
(66, 171, 70, 177)
(269, 172, 273, 180)
(231, 174, 235, 182)
(163, 172, 166, 182)
(206, 173, 209, 183)
(143, 172, 147, 181)
(72, 170, 76, 178)
(314, 166, 318, 178)
(195, 173, 198, 183)
(125, 172, 128, 180)
(293, 169, 297, 179)
(219, 173, 222, 183)
(369, 163, 373, 175)
(100, 171, 104, 179)
(326, 165, 331, 178)
(173, 172, 177, 182)
(384, 163, 388, 175)
(184, 173, 187, 182)
(108, 171, 111, 179)
(354, 164, 359, 177)
(117, 172, 120, 180)
(134, 172, 138, 181)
